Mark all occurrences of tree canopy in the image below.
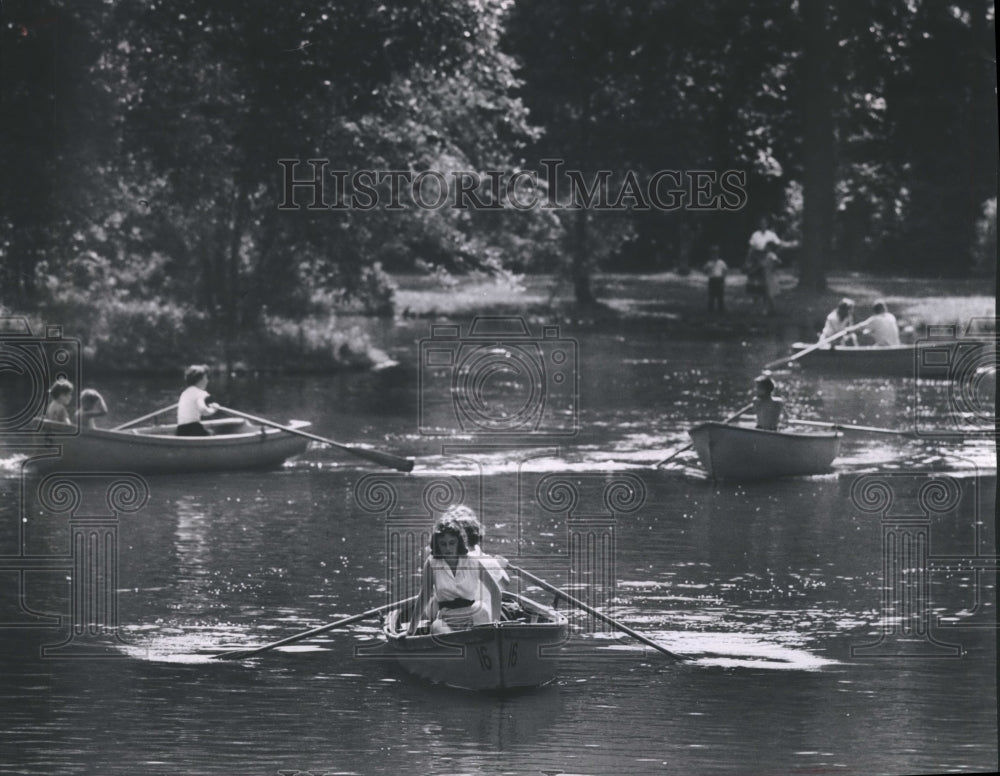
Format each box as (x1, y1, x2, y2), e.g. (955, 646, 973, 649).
(1, 0, 995, 323)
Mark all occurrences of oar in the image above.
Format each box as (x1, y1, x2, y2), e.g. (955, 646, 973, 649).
(213, 595, 418, 661)
(216, 405, 414, 473)
(509, 564, 689, 661)
(787, 419, 919, 438)
(112, 403, 179, 431)
(651, 402, 755, 468)
(761, 317, 873, 371)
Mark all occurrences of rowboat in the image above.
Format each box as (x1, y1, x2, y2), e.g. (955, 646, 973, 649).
(688, 421, 841, 480)
(19, 417, 311, 474)
(378, 592, 568, 692)
(786, 340, 993, 378)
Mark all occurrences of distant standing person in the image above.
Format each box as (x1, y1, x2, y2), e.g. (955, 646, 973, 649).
(753, 375, 784, 431)
(760, 251, 782, 315)
(78, 388, 108, 428)
(703, 246, 729, 313)
(176, 364, 219, 436)
(863, 300, 901, 347)
(820, 298, 859, 346)
(745, 217, 785, 310)
(44, 378, 74, 425)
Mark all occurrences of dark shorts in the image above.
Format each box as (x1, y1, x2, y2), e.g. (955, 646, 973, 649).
(176, 422, 210, 437)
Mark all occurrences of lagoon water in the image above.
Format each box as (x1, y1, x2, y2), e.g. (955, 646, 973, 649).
(1, 315, 996, 775)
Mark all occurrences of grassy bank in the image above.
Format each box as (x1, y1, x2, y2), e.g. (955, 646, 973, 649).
(393, 270, 996, 340)
(5, 270, 993, 375)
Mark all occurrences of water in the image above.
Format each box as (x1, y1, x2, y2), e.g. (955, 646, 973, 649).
(1, 318, 996, 775)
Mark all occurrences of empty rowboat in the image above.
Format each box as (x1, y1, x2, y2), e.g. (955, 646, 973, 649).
(19, 417, 311, 474)
(377, 592, 568, 692)
(688, 422, 842, 480)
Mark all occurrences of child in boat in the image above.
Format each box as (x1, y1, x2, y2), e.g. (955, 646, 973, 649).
(407, 515, 502, 636)
(78, 388, 108, 428)
(447, 505, 509, 590)
(45, 378, 74, 425)
(176, 364, 220, 436)
(753, 374, 784, 431)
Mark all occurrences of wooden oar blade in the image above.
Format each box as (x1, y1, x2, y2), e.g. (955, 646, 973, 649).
(346, 445, 415, 473)
(216, 405, 414, 472)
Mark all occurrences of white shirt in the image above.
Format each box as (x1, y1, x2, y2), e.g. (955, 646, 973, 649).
(469, 545, 509, 587)
(865, 312, 901, 346)
(748, 229, 780, 252)
(431, 556, 494, 613)
(177, 385, 212, 425)
(704, 259, 728, 278)
(821, 309, 855, 340)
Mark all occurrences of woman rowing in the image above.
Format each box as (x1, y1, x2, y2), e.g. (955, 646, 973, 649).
(407, 513, 502, 636)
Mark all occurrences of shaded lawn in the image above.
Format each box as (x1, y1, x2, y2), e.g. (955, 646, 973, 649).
(392, 271, 996, 340)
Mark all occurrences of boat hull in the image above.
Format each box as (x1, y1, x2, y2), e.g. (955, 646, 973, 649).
(788, 340, 993, 378)
(380, 593, 568, 692)
(18, 418, 311, 474)
(689, 422, 841, 480)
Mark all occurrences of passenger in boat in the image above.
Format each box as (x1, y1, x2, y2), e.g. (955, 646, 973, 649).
(753, 375, 784, 431)
(820, 298, 858, 346)
(863, 300, 901, 347)
(176, 364, 220, 436)
(44, 378, 74, 425)
(407, 516, 502, 636)
(78, 389, 108, 428)
(447, 505, 509, 590)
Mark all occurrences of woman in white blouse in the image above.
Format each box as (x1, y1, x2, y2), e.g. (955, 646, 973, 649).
(407, 515, 502, 635)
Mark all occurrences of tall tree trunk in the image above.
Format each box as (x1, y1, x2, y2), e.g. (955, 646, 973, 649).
(800, 0, 835, 293)
(571, 209, 595, 306)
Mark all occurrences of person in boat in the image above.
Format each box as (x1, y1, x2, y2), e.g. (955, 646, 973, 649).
(447, 505, 509, 591)
(820, 298, 858, 346)
(702, 245, 729, 314)
(176, 364, 220, 436)
(407, 515, 502, 636)
(44, 378, 74, 424)
(753, 374, 784, 431)
(862, 300, 901, 347)
(78, 388, 108, 428)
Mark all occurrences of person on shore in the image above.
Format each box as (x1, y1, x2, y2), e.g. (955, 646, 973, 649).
(753, 375, 784, 431)
(44, 378, 74, 425)
(745, 218, 786, 312)
(703, 245, 729, 314)
(863, 300, 901, 347)
(78, 388, 108, 428)
(407, 515, 502, 636)
(820, 298, 859, 346)
(447, 505, 509, 591)
(760, 251, 782, 315)
(176, 364, 219, 436)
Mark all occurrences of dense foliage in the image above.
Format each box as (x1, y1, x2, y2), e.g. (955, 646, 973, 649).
(1, 0, 995, 343)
